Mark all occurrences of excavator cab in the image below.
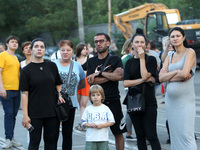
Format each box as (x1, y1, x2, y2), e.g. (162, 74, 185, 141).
(145, 9, 181, 49)
(145, 12, 169, 48)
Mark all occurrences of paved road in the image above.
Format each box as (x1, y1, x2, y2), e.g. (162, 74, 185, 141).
(0, 70, 200, 150)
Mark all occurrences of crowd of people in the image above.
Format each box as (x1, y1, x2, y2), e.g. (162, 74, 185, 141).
(0, 26, 198, 150)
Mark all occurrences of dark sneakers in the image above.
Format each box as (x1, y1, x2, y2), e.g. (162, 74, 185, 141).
(126, 135, 137, 141)
(166, 138, 170, 144)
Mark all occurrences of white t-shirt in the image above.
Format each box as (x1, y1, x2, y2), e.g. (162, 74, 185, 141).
(50, 50, 61, 61)
(20, 60, 26, 68)
(81, 104, 115, 142)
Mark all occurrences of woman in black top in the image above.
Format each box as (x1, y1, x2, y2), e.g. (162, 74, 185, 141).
(75, 43, 92, 131)
(123, 29, 161, 150)
(20, 38, 64, 150)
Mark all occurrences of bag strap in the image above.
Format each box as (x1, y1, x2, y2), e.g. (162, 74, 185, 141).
(55, 51, 58, 59)
(129, 83, 145, 94)
(65, 61, 74, 92)
(141, 83, 145, 95)
(99, 54, 110, 76)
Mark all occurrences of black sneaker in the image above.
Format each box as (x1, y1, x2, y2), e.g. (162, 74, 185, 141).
(166, 138, 170, 144)
(126, 135, 137, 141)
(195, 134, 197, 140)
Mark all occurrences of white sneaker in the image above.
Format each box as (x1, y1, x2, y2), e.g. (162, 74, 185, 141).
(2, 139, 12, 149)
(12, 138, 22, 147)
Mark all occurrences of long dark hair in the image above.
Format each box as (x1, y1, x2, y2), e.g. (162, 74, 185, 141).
(76, 43, 87, 57)
(169, 27, 189, 48)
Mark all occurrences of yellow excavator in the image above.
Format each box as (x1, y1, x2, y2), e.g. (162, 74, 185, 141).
(114, 3, 200, 64)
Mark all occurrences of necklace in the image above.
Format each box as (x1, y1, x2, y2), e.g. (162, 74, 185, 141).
(40, 67, 43, 70)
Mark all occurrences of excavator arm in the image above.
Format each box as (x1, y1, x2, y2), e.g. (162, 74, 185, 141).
(113, 3, 168, 39)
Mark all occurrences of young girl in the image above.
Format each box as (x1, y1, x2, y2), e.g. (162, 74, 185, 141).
(81, 85, 115, 150)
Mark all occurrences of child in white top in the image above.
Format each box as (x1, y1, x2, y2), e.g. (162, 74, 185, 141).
(81, 84, 115, 150)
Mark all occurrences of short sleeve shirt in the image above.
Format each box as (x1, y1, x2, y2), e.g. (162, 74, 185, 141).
(81, 104, 115, 141)
(54, 60, 85, 108)
(0, 51, 20, 90)
(19, 61, 62, 118)
(124, 54, 157, 106)
(87, 54, 123, 102)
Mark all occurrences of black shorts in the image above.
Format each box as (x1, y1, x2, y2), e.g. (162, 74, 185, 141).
(104, 99, 127, 135)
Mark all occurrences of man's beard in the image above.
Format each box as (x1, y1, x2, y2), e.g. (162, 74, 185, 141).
(97, 47, 108, 54)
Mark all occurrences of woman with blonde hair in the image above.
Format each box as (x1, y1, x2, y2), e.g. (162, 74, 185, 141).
(121, 39, 136, 141)
(121, 39, 132, 66)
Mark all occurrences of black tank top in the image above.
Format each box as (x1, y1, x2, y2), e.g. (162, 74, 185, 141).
(75, 55, 89, 71)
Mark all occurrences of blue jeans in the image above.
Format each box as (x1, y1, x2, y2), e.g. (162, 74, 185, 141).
(0, 90, 20, 140)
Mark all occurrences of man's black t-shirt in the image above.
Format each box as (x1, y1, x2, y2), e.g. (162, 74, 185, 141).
(19, 61, 62, 119)
(123, 54, 157, 106)
(87, 54, 123, 102)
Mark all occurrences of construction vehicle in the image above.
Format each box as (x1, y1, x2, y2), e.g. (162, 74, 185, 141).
(113, 3, 200, 65)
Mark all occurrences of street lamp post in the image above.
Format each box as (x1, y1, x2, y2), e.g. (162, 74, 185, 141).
(77, 0, 85, 43)
(108, 0, 112, 38)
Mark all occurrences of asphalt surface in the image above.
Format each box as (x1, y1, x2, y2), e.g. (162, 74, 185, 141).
(0, 79, 200, 150)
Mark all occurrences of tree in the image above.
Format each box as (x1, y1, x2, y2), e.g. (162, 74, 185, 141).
(0, 0, 199, 46)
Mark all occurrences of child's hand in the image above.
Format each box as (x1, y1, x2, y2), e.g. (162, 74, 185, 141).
(96, 124, 104, 129)
(90, 123, 97, 128)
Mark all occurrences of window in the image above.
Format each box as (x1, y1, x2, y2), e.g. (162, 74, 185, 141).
(166, 13, 179, 24)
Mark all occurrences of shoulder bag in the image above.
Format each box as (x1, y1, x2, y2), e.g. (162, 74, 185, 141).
(55, 61, 74, 122)
(125, 84, 146, 115)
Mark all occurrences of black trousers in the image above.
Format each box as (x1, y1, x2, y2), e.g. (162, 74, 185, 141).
(129, 106, 161, 150)
(62, 108, 76, 150)
(28, 116, 60, 150)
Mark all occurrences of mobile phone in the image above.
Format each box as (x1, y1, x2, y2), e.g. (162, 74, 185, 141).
(190, 70, 194, 76)
(28, 123, 34, 133)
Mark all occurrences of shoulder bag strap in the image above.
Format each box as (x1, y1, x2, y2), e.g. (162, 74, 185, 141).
(142, 83, 145, 95)
(55, 51, 58, 59)
(99, 55, 110, 76)
(65, 61, 74, 92)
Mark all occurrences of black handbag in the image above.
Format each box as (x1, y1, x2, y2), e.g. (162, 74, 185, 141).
(126, 84, 146, 115)
(54, 91, 73, 121)
(54, 61, 74, 122)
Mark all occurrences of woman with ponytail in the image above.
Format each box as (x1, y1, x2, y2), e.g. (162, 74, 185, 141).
(123, 28, 161, 150)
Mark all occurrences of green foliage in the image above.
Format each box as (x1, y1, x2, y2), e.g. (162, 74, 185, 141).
(111, 31, 126, 56)
(0, 0, 199, 47)
(84, 30, 96, 48)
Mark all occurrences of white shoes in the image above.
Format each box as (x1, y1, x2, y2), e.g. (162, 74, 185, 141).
(2, 138, 22, 149)
(2, 139, 12, 149)
(12, 138, 22, 147)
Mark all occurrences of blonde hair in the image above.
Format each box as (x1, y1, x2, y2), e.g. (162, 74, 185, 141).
(121, 39, 132, 55)
(89, 85, 105, 104)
